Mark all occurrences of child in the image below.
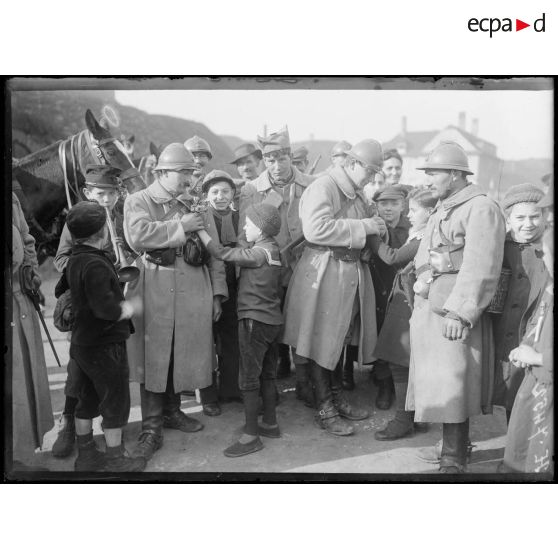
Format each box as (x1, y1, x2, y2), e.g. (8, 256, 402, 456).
(369, 188, 437, 440)
(52, 164, 128, 459)
(198, 170, 241, 416)
(65, 201, 145, 472)
(502, 188, 553, 474)
(197, 203, 282, 457)
(492, 184, 548, 422)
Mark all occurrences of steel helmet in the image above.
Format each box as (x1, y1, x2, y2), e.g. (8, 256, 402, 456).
(201, 169, 236, 193)
(417, 141, 473, 175)
(331, 140, 352, 157)
(185, 135, 213, 159)
(154, 143, 197, 172)
(344, 139, 383, 172)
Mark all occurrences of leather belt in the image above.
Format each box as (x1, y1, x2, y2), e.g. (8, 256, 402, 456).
(307, 243, 361, 262)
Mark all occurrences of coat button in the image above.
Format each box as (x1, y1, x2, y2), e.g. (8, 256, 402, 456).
(21, 314, 26, 319)
(170, 288, 174, 292)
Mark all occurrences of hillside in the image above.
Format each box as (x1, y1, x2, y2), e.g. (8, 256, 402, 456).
(500, 158, 552, 193)
(10, 89, 238, 176)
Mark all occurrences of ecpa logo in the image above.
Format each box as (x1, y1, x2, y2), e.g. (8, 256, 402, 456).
(468, 13, 546, 37)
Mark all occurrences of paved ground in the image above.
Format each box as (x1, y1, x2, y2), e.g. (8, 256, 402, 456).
(24, 270, 510, 476)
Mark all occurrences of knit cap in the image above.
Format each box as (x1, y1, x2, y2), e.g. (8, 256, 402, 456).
(245, 203, 281, 238)
(66, 201, 107, 239)
(502, 183, 544, 210)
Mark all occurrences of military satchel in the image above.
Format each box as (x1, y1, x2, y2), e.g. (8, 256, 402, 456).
(183, 232, 210, 267)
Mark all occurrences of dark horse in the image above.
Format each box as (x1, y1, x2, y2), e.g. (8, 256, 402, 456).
(13, 109, 147, 263)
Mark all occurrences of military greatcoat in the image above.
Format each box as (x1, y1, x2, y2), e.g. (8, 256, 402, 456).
(406, 185, 506, 423)
(282, 166, 378, 371)
(123, 180, 228, 393)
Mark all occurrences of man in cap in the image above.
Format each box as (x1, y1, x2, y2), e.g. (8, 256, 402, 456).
(283, 139, 387, 436)
(230, 143, 263, 182)
(123, 143, 228, 461)
(239, 126, 315, 380)
(408, 141, 505, 473)
(51, 164, 130, 459)
(363, 185, 411, 406)
(291, 146, 310, 174)
(185, 135, 213, 195)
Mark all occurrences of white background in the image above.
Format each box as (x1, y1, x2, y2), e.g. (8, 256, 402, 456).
(2, 0, 556, 556)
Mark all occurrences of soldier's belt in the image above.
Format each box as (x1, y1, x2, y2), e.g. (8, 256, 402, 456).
(306, 243, 362, 262)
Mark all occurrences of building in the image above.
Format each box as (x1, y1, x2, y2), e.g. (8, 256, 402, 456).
(384, 112, 504, 198)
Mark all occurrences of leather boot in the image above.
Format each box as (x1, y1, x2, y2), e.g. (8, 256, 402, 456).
(276, 343, 292, 378)
(134, 385, 164, 460)
(163, 391, 204, 432)
(310, 361, 354, 436)
(375, 369, 395, 410)
(332, 359, 368, 421)
(295, 362, 315, 408)
(439, 419, 469, 473)
(74, 433, 105, 472)
(375, 380, 414, 440)
(52, 413, 76, 458)
(342, 345, 357, 390)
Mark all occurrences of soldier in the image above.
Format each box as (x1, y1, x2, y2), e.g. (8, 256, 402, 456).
(239, 126, 314, 382)
(291, 146, 310, 173)
(331, 141, 352, 168)
(408, 141, 505, 473)
(185, 135, 213, 195)
(283, 140, 387, 436)
(230, 142, 263, 182)
(124, 143, 228, 461)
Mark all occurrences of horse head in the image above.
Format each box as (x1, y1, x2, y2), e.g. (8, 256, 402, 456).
(85, 110, 146, 194)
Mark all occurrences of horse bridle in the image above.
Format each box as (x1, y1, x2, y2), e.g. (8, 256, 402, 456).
(58, 130, 141, 209)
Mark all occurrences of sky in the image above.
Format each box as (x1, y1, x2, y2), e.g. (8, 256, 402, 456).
(115, 89, 554, 161)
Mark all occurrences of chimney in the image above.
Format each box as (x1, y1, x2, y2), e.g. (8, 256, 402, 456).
(401, 116, 407, 134)
(471, 118, 479, 137)
(458, 111, 466, 129)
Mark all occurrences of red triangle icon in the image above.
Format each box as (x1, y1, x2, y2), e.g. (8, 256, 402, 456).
(516, 19, 530, 31)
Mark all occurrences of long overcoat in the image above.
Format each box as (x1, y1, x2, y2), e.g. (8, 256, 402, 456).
(406, 185, 506, 423)
(239, 166, 314, 285)
(123, 180, 228, 393)
(491, 234, 548, 409)
(282, 166, 378, 371)
(11, 194, 53, 459)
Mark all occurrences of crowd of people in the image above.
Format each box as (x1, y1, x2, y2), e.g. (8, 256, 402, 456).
(11, 125, 554, 475)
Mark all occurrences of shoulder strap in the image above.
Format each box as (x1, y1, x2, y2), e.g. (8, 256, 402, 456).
(254, 246, 282, 267)
(161, 200, 191, 222)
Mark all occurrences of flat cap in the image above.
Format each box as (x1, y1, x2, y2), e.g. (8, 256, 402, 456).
(84, 165, 121, 189)
(373, 185, 407, 202)
(501, 183, 544, 210)
(66, 201, 107, 239)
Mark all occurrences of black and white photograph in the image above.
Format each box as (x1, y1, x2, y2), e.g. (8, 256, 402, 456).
(4, 76, 554, 480)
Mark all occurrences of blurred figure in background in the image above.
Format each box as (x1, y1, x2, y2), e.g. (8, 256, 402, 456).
(291, 146, 310, 173)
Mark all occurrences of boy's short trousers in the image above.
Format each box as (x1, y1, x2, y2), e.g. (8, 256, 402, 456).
(69, 341, 131, 429)
(238, 318, 281, 391)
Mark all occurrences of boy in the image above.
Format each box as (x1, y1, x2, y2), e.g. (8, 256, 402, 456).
(65, 201, 145, 472)
(501, 188, 553, 474)
(493, 184, 547, 421)
(199, 170, 241, 416)
(52, 164, 127, 459)
(197, 203, 283, 457)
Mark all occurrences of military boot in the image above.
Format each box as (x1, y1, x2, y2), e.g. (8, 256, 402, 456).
(332, 359, 369, 421)
(103, 445, 146, 473)
(439, 420, 469, 473)
(375, 381, 414, 440)
(342, 345, 357, 390)
(74, 434, 105, 472)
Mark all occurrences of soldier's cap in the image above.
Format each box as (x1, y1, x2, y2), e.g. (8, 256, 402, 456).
(501, 183, 544, 210)
(536, 187, 554, 209)
(84, 164, 121, 189)
(66, 201, 107, 240)
(373, 185, 407, 202)
(184, 135, 213, 158)
(202, 170, 236, 193)
(257, 126, 291, 156)
(291, 146, 309, 162)
(230, 143, 263, 165)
